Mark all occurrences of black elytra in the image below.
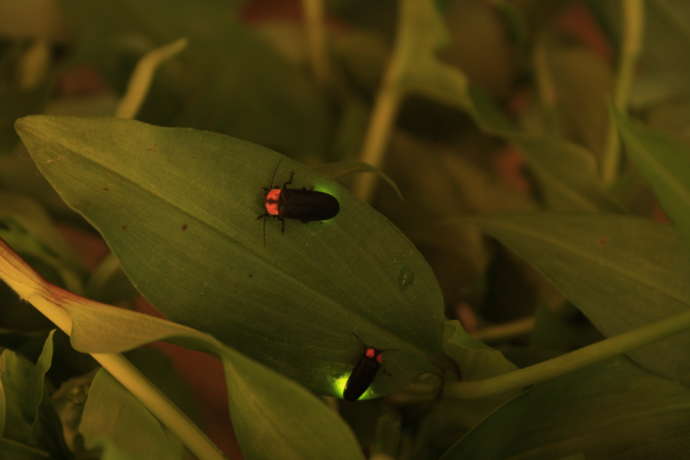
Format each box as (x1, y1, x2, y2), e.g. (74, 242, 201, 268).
(257, 161, 339, 244)
(343, 340, 385, 402)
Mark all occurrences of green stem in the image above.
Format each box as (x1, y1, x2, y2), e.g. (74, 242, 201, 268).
(116, 38, 188, 120)
(472, 316, 536, 342)
(353, 58, 404, 201)
(302, 0, 329, 84)
(601, 0, 644, 185)
(92, 353, 226, 460)
(18, 40, 50, 90)
(86, 252, 121, 297)
(353, 0, 414, 201)
(446, 307, 690, 399)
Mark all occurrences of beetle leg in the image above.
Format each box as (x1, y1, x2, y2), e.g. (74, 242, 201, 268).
(283, 171, 295, 189)
(280, 217, 286, 233)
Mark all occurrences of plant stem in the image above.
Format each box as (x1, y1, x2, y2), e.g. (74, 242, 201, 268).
(0, 239, 226, 460)
(18, 40, 50, 90)
(92, 353, 225, 460)
(353, 0, 419, 202)
(116, 38, 188, 120)
(353, 55, 404, 201)
(302, 0, 329, 84)
(601, 0, 644, 185)
(472, 316, 536, 342)
(86, 252, 121, 297)
(445, 307, 690, 399)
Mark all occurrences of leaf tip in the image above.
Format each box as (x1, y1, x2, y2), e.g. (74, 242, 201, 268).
(14, 114, 51, 140)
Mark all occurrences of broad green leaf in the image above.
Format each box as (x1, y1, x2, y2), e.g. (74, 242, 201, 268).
(0, 331, 53, 445)
(80, 370, 184, 460)
(15, 115, 445, 398)
(420, 321, 518, 452)
(441, 357, 690, 460)
(59, 0, 330, 160)
(0, 192, 78, 266)
(615, 110, 690, 248)
(0, 239, 367, 460)
(468, 88, 621, 212)
(0, 151, 71, 217)
(0, 192, 83, 292)
(516, 137, 621, 212)
(531, 303, 602, 353)
(475, 213, 690, 383)
(376, 132, 531, 307)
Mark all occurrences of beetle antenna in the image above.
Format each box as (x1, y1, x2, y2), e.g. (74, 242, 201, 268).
(269, 159, 282, 188)
(352, 332, 365, 347)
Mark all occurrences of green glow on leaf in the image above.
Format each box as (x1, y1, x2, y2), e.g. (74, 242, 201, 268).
(331, 373, 377, 401)
(312, 183, 338, 198)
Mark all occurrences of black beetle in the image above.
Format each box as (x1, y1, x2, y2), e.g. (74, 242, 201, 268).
(258, 162, 339, 243)
(343, 337, 386, 401)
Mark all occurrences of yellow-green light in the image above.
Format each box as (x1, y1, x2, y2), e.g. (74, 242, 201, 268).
(331, 372, 377, 401)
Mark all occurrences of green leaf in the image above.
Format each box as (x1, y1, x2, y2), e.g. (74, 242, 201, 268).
(0, 192, 78, 265)
(15, 115, 445, 397)
(615, 110, 690, 248)
(80, 370, 184, 460)
(0, 232, 366, 459)
(420, 321, 518, 451)
(440, 357, 690, 459)
(475, 213, 690, 383)
(0, 192, 83, 292)
(468, 88, 621, 212)
(0, 151, 71, 217)
(516, 137, 622, 212)
(0, 331, 54, 445)
(60, 286, 366, 460)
